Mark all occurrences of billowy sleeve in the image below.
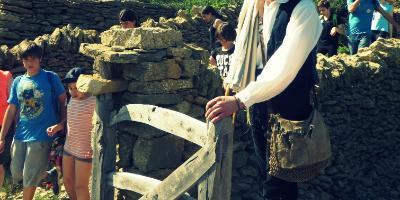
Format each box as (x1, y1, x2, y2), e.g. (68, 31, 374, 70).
(235, 0, 322, 107)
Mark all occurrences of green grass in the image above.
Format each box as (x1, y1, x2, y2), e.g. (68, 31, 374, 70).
(142, 0, 243, 10)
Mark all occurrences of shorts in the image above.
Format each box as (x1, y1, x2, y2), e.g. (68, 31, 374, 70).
(63, 149, 92, 163)
(11, 140, 52, 187)
(0, 126, 14, 165)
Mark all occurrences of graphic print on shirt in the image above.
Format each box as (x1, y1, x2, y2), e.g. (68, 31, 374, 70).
(216, 53, 233, 78)
(18, 80, 44, 120)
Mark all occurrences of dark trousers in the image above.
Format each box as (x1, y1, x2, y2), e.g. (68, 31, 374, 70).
(371, 30, 389, 43)
(250, 100, 298, 200)
(317, 45, 338, 57)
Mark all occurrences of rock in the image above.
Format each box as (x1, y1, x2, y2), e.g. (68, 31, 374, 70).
(169, 101, 192, 114)
(178, 59, 201, 78)
(79, 43, 167, 63)
(117, 133, 136, 168)
(132, 135, 185, 172)
(122, 92, 182, 105)
(116, 122, 167, 139)
(122, 59, 182, 81)
(167, 47, 192, 58)
(193, 96, 208, 105)
(188, 104, 205, 118)
(100, 27, 183, 50)
(76, 74, 128, 95)
(128, 79, 193, 94)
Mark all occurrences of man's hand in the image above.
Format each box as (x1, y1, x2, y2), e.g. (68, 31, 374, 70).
(0, 140, 5, 153)
(46, 124, 63, 136)
(205, 96, 239, 123)
(330, 27, 338, 36)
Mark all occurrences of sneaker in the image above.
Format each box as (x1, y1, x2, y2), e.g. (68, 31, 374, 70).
(46, 168, 60, 195)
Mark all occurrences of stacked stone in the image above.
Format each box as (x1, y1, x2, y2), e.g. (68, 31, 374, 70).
(79, 25, 266, 199)
(141, 6, 241, 50)
(296, 38, 400, 200)
(0, 0, 176, 46)
(0, 24, 99, 76)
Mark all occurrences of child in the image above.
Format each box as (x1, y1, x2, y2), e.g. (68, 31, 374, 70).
(62, 67, 95, 200)
(119, 8, 138, 29)
(0, 69, 13, 188)
(202, 6, 224, 52)
(209, 23, 236, 79)
(0, 41, 67, 200)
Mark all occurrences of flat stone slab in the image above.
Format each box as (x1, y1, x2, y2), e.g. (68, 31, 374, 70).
(122, 59, 182, 81)
(122, 93, 182, 105)
(76, 74, 128, 95)
(128, 79, 193, 94)
(100, 27, 183, 50)
(79, 43, 166, 63)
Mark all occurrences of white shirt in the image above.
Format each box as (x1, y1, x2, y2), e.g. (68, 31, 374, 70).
(235, 0, 322, 107)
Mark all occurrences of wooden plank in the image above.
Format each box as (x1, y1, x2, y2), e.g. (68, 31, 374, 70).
(111, 104, 208, 147)
(108, 172, 160, 194)
(91, 94, 116, 200)
(91, 59, 118, 200)
(108, 172, 195, 200)
(76, 74, 128, 96)
(198, 118, 233, 200)
(139, 143, 217, 200)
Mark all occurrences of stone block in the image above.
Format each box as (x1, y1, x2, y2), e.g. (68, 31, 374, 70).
(128, 79, 193, 94)
(122, 92, 182, 105)
(178, 59, 201, 78)
(122, 59, 181, 81)
(100, 27, 183, 50)
(133, 135, 185, 172)
(79, 43, 166, 63)
(116, 122, 167, 139)
(117, 133, 136, 168)
(166, 47, 192, 58)
(76, 74, 128, 95)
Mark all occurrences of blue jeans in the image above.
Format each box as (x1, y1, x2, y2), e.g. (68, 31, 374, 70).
(348, 33, 371, 55)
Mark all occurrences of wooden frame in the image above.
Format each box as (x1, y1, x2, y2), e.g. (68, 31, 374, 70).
(91, 104, 233, 200)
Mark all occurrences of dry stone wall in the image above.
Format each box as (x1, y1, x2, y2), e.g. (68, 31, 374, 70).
(0, 0, 177, 46)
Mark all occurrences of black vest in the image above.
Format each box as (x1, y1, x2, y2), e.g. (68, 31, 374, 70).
(265, 0, 318, 120)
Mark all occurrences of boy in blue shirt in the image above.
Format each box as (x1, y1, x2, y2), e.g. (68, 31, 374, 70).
(347, 0, 400, 54)
(0, 41, 67, 200)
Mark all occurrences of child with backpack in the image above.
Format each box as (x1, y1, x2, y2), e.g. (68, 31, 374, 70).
(61, 67, 95, 200)
(0, 41, 67, 200)
(317, 1, 345, 57)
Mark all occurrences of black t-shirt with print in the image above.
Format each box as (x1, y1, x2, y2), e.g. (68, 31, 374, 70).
(319, 14, 342, 49)
(211, 46, 235, 78)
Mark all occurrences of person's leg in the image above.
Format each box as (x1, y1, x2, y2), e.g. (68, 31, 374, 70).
(249, 100, 269, 196)
(358, 33, 371, 50)
(10, 140, 25, 185)
(371, 30, 379, 43)
(0, 129, 14, 188)
(63, 153, 77, 200)
(23, 141, 51, 200)
(265, 176, 298, 200)
(348, 34, 360, 55)
(74, 159, 92, 200)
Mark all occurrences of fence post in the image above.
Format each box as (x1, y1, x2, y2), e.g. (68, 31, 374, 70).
(198, 117, 233, 200)
(91, 59, 117, 200)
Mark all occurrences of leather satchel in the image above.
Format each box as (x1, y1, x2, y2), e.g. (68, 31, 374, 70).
(268, 108, 332, 182)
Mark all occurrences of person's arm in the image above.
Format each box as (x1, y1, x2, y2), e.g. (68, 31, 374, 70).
(205, 0, 322, 123)
(235, 1, 322, 107)
(0, 104, 17, 153)
(377, 6, 400, 33)
(348, 0, 361, 13)
(46, 73, 67, 136)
